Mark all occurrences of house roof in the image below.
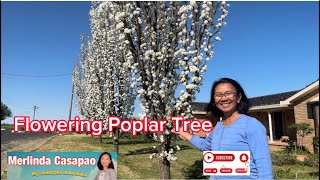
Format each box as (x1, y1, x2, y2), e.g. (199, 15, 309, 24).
(191, 90, 299, 112)
(249, 90, 300, 107)
(191, 80, 319, 112)
(190, 102, 209, 112)
(281, 80, 319, 104)
(309, 95, 319, 103)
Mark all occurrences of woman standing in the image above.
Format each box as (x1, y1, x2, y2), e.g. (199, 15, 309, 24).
(173, 78, 273, 179)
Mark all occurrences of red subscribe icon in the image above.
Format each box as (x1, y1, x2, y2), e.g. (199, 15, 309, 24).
(213, 154, 235, 162)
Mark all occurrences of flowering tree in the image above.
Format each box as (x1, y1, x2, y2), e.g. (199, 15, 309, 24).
(80, 1, 229, 178)
(73, 2, 135, 150)
(73, 36, 107, 143)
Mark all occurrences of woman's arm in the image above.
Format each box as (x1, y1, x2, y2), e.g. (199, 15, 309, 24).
(172, 128, 212, 151)
(246, 119, 273, 179)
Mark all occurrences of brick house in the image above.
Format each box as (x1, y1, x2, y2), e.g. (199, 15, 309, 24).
(191, 80, 319, 153)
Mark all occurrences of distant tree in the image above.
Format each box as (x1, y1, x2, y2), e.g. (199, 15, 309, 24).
(289, 123, 313, 151)
(73, 2, 136, 150)
(1, 102, 12, 121)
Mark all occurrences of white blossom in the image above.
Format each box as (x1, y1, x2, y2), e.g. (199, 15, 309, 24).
(75, 2, 229, 175)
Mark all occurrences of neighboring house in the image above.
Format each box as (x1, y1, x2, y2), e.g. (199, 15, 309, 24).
(191, 80, 319, 153)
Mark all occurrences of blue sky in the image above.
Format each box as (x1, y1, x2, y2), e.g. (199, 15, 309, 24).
(1, 2, 319, 124)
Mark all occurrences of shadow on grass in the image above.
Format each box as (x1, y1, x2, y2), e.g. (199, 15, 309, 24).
(104, 140, 154, 145)
(308, 171, 319, 177)
(125, 147, 157, 156)
(125, 145, 193, 156)
(182, 159, 209, 179)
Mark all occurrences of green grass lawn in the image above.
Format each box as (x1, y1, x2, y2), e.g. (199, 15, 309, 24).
(33, 134, 204, 179)
(33, 133, 319, 179)
(273, 165, 319, 179)
(1, 124, 13, 130)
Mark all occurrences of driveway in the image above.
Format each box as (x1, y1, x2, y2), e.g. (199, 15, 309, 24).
(1, 129, 58, 180)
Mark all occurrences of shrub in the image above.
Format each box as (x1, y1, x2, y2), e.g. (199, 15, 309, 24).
(288, 123, 313, 151)
(313, 136, 319, 154)
(274, 168, 319, 180)
(283, 139, 310, 154)
(283, 139, 296, 153)
(300, 154, 319, 167)
(271, 152, 297, 166)
(274, 168, 296, 179)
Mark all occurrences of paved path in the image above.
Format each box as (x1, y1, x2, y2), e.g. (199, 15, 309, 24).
(1, 129, 58, 180)
(1, 129, 56, 151)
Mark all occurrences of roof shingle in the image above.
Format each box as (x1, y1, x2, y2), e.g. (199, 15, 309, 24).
(191, 90, 300, 112)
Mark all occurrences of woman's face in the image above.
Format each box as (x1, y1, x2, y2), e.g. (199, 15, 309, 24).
(214, 83, 241, 115)
(100, 154, 111, 168)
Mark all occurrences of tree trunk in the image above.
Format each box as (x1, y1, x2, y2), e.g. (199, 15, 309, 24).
(114, 128, 119, 153)
(159, 158, 170, 179)
(99, 135, 102, 143)
(300, 136, 304, 151)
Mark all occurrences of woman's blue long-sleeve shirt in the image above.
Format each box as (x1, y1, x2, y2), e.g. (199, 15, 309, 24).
(190, 114, 273, 179)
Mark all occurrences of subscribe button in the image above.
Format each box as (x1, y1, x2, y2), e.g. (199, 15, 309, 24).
(203, 152, 235, 163)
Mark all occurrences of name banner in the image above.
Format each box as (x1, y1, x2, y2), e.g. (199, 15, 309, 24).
(7, 152, 117, 180)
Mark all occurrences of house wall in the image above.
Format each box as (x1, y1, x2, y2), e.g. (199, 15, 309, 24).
(293, 91, 319, 153)
(284, 109, 296, 140)
(250, 112, 269, 133)
(250, 110, 295, 140)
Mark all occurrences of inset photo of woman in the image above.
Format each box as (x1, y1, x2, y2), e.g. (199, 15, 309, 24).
(95, 152, 117, 180)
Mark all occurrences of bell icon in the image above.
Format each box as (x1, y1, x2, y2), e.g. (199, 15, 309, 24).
(241, 155, 246, 161)
(239, 153, 249, 162)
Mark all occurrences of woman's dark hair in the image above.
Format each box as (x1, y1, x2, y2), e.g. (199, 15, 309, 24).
(97, 152, 115, 170)
(206, 78, 250, 118)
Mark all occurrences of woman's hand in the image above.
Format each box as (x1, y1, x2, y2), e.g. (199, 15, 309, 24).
(171, 127, 193, 141)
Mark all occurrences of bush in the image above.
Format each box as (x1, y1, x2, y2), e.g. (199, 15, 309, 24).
(271, 152, 297, 166)
(274, 168, 296, 179)
(274, 168, 319, 180)
(299, 154, 319, 167)
(283, 139, 295, 153)
(284, 139, 310, 154)
(313, 136, 319, 154)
